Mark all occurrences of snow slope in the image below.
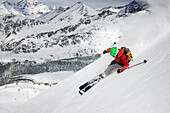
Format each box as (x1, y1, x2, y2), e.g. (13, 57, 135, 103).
(14, 34, 170, 113)
(13, 1, 170, 113)
(0, 71, 74, 113)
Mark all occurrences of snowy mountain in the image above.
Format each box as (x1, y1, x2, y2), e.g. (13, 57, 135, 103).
(37, 6, 67, 22)
(0, 0, 50, 18)
(0, 0, 170, 113)
(96, 6, 121, 14)
(0, 0, 150, 85)
(0, 1, 116, 60)
(0, 1, 149, 62)
(97, 1, 149, 18)
(13, 2, 170, 112)
(0, 1, 23, 17)
(117, 0, 149, 17)
(49, 2, 98, 23)
(7, 0, 50, 15)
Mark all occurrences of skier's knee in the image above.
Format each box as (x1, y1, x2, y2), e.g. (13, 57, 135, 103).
(110, 60, 116, 65)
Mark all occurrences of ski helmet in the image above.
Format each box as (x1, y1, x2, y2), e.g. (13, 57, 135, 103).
(110, 47, 118, 56)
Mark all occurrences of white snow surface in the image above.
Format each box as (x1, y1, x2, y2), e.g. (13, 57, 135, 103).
(12, 1, 170, 113)
(0, 71, 74, 113)
(13, 34, 170, 113)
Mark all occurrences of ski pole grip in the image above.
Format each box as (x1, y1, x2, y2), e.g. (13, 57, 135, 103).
(109, 42, 117, 48)
(143, 60, 147, 63)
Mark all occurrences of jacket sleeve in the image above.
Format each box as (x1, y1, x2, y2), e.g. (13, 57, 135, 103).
(120, 55, 129, 71)
(115, 49, 129, 70)
(106, 48, 111, 53)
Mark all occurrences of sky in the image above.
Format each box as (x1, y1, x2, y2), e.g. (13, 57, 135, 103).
(39, 0, 142, 8)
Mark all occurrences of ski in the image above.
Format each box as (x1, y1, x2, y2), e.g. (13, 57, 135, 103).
(79, 73, 105, 95)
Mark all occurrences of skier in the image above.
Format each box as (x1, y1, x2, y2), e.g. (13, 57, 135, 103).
(79, 46, 133, 94)
(79, 47, 148, 95)
(100, 47, 132, 77)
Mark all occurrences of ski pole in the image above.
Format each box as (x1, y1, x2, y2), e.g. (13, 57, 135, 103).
(128, 60, 147, 69)
(94, 42, 117, 57)
(95, 42, 117, 57)
(109, 42, 117, 48)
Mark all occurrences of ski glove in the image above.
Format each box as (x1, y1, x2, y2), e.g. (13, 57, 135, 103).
(117, 69, 124, 73)
(103, 50, 107, 54)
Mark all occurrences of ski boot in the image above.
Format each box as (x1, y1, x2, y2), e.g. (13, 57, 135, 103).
(99, 73, 105, 79)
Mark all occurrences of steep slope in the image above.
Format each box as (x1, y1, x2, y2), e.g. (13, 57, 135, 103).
(14, 31, 170, 113)
(13, 2, 170, 112)
(37, 7, 66, 22)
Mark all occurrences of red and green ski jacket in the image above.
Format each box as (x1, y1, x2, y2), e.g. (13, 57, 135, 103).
(106, 48, 129, 71)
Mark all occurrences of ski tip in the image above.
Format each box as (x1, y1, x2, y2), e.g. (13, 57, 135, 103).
(79, 91, 84, 95)
(143, 60, 147, 63)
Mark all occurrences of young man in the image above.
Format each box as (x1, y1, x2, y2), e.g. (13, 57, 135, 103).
(101, 47, 131, 77)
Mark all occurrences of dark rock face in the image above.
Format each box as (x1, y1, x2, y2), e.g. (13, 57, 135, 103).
(125, 0, 149, 13)
(0, 55, 100, 86)
(117, 0, 149, 17)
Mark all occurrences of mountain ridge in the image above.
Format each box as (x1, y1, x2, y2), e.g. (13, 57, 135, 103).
(0, 1, 150, 62)
(0, 0, 50, 17)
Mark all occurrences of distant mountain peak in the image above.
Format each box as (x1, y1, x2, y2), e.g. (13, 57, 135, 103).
(130, 0, 138, 4)
(67, 1, 97, 16)
(0, 1, 23, 17)
(72, 1, 85, 8)
(7, 0, 38, 4)
(4, 0, 50, 16)
(116, 0, 149, 17)
(76, 2, 84, 5)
